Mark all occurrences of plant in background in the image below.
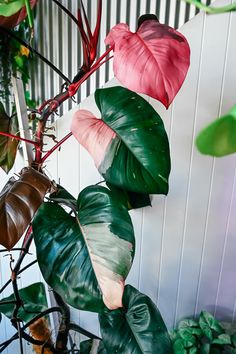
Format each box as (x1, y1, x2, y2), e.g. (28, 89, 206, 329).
(0, 0, 190, 353)
(171, 311, 236, 354)
(0, 0, 37, 107)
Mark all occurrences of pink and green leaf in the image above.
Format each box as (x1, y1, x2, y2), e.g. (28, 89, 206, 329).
(71, 86, 171, 195)
(33, 185, 135, 312)
(105, 19, 190, 108)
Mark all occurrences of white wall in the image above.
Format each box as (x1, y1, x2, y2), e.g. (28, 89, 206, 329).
(1, 0, 236, 351)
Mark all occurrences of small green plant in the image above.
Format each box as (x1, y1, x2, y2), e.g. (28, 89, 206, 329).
(171, 311, 236, 354)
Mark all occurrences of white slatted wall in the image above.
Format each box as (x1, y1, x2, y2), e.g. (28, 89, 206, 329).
(1, 0, 236, 352)
(29, 0, 211, 117)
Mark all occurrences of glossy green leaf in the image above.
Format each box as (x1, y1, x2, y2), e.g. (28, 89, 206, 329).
(0, 102, 19, 173)
(196, 105, 236, 157)
(33, 185, 135, 313)
(80, 339, 107, 354)
(95, 87, 171, 194)
(106, 182, 151, 210)
(0, 0, 25, 16)
(0, 282, 48, 323)
(99, 285, 173, 354)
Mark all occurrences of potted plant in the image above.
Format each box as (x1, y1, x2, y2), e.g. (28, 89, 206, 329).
(0, 0, 191, 352)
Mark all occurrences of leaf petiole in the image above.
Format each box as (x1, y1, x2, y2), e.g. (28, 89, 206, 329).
(0, 131, 39, 147)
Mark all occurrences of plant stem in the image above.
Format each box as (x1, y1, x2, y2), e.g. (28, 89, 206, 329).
(51, 0, 79, 26)
(0, 260, 37, 295)
(0, 307, 62, 353)
(182, 0, 236, 14)
(0, 131, 39, 147)
(42, 132, 72, 163)
(25, 0, 34, 28)
(53, 291, 70, 351)
(37, 50, 112, 165)
(0, 27, 71, 84)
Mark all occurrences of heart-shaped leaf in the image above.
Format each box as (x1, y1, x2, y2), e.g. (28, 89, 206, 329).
(0, 0, 37, 28)
(196, 105, 236, 157)
(0, 282, 48, 323)
(71, 86, 170, 195)
(105, 19, 190, 108)
(0, 102, 19, 173)
(99, 285, 173, 354)
(0, 167, 52, 250)
(199, 311, 224, 335)
(33, 185, 135, 312)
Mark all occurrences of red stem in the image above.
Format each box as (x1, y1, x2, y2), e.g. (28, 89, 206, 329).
(68, 47, 114, 97)
(42, 132, 72, 163)
(0, 131, 39, 147)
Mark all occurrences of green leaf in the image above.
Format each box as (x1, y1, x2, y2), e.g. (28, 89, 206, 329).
(196, 105, 236, 157)
(200, 343, 210, 354)
(0, 102, 19, 173)
(95, 86, 171, 194)
(173, 338, 188, 354)
(231, 334, 236, 347)
(14, 54, 24, 69)
(189, 348, 198, 354)
(106, 182, 151, 210)
(33, 185, 135, 313)
(200, 311, 224, 335)
(178, 328, 196, 346)
(0, 0, 25, 17)
(0, 282, 48, 323)
(99, 285, 173, 354)
(178, 319, 199, 329)
(212, 333, 231, 345)
(49, 184, 77, 211)
(80, 339, 107, 354)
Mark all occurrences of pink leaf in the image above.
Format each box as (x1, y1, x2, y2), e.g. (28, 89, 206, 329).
(105, 19, 190, 108)
(70, 109, 116, 167)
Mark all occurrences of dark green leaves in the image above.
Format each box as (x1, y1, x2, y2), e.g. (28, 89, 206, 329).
(196, 105, 236, 157)
(0, 102, 19, 173)
(33, 185, 135, 313)
(99, 285, 173, 354)
(0, 282, 48, 323)
(172, 311, 236, 354)
(96, 87, 171, 194)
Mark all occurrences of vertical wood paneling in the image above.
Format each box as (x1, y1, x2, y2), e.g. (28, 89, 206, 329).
(31, 0, 205, 120)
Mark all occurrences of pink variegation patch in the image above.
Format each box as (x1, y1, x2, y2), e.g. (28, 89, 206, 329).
(71, 109, 116, 167)
(105, 20, 190, 108)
